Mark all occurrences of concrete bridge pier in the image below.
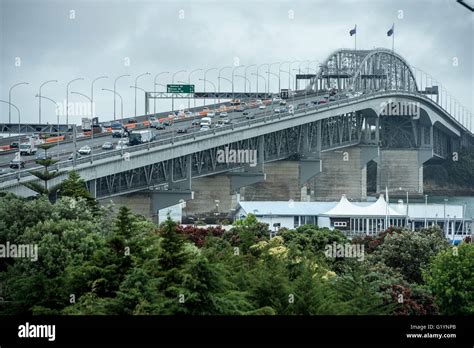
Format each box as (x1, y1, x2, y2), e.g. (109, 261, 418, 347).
(309, 145, 379, 201)
(376, 147, 433, 195)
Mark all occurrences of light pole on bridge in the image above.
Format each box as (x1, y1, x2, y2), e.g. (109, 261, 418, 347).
(217, 66, 232, 104)
(187, 69, 203, 111)
(35, 95, 61, 159)
(70, 91, 93, 163)
(0, 100, 21, 169)
(9, 82, 29, 136)
(102, 88, 125, 157)
(114, 75, 130, 121)
(171, 70, 186, 114)
(231, 65, 245, 96)
(244, 65, 256, 94)
(134, 73, 150, 117)
(153, 72, 169, 115)
(66, 78, 84, 127)
(38, 80, 58, 124)
(203, 68, 217, 107)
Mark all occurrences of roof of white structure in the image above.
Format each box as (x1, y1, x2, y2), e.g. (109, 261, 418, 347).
(237, 201, 336, 216)
(321, 194, 405, 217)
(237, 196, 468, 219)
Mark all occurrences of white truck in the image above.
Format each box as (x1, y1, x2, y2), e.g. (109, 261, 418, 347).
(129, 129, 154, 146)
(81, 117, 92, 131)
(200, 117, 212, 128)
(19, 139, 37, 155)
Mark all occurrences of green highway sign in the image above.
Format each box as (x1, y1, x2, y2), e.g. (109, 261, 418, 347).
(167, 84, 195, 93)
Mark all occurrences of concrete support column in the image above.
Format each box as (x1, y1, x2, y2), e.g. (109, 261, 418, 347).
(310, 145, 378, 201)
(377, 148, 433, 196)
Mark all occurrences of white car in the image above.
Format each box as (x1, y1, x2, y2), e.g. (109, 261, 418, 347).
(78, 145, 91, 155)
(219, 112, 228, 117)
(116, 140, 128, 150)
(259, 105, 266, 109)
(274, 108, 281, 113)
(200, 125, 210, 131)
(207, 112, 216, 117)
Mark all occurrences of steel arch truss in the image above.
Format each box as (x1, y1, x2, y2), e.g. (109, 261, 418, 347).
(308, 48, 418, 94)
(93, 111, 372, 198)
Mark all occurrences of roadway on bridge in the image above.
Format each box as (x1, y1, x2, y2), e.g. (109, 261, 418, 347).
(0, 91, 331, 174)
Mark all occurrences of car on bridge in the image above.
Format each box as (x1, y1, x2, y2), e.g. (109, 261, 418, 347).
(216, 119, 230, 127)
(259, 105, 266, 109)
(116, 139, 128, 150)
(128, 118, 138, 124)
(35, 151, 52, 161)
(9, 158, 25, 169)
(219, 112, 228, 118)
(200, 126, 210, 132)
(78, 145, 92, 155)
(244, 111, 255, 119)
(177, 128, 188, 134)
(102, 142, 114, 150)
(191, 120, 201, 127)
(207, 112, 216, 117)
(68, 152, 82, 161)
(318, 99, 327, 104)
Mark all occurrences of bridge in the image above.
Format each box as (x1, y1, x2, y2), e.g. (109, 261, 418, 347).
(1, 48, 472, 213)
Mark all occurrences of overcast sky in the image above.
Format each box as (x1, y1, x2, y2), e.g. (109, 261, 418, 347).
(0, 0, 472, 125)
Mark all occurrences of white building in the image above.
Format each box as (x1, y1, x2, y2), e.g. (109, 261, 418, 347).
(235, 195, 472, 243)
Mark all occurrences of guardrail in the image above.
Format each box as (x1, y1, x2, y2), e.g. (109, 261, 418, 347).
(1, 89, 471, 185)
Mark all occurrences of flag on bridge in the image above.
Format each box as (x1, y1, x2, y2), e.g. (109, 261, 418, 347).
(349, 25, 356, 36)
(387, 24, 394, 36)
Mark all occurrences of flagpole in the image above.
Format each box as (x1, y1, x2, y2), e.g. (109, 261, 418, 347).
(392, 23, 395, 52)
(354, 24, 357, 51)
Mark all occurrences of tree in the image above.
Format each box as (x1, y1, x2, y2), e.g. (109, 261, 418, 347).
(23, 143, 62, 201)
(372, 226, 449, 283)
(423, 243, 474, 315)
(59, 170, 97, 210)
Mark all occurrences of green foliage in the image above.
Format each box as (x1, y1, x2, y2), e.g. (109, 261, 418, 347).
(0, 191, 467, 316)
(423, 243, 474, 314)
(59, 171, 97, 210)
(371, 226, 449, 283)
(23, 143, 61, 200)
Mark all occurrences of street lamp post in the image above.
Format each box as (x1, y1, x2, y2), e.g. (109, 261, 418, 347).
(251, 73, 266, 99)
(36, 95, 60, 158)
(114, 75, 130, 121)
(244, 64, 256, 93)
(71, 91, 93, 162)
(102, 88, 124, 157)
(188, 69, 203, 110)
(218, 66, 232, 104)
(171, 70, 186, 114)
(66, 78, 84, 127)
(9, 82, 29, 136)
(235, 75, 251, 94)
(153, 72, 169, 115)
(268, 62, 280, 95)
(424, 194, 428, 228)
(278, 61, 290, 92)
(0, 100, 21, 168)
(134, 73, 150, 117)
(256, 63, 269, 98)
(203, 68, 217, 107)
(38, 80, 58, 124)
(231, 65, 245, 95)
